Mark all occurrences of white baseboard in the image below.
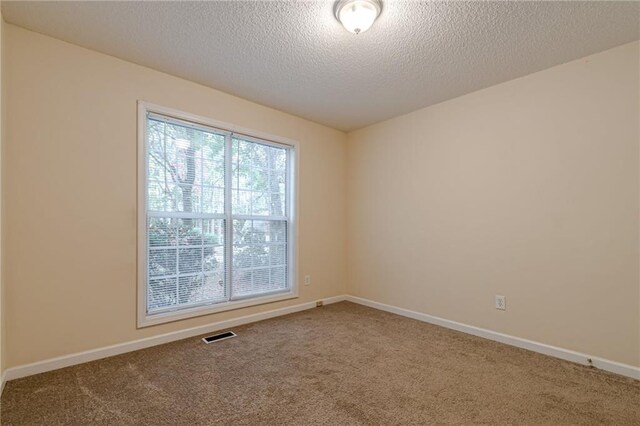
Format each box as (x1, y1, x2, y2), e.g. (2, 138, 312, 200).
(346, 295, 640, 380)
(4, 294, 638, 384)
(3, 295, 347, 382)
(1, 370, 6, 396)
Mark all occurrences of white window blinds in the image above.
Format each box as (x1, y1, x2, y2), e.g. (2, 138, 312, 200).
(144, 112, 292, 316)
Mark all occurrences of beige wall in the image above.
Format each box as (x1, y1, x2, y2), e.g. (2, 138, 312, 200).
(3, 24, 347, 368)
(347, 42, 640, 367)
(3, 23, 639, 371)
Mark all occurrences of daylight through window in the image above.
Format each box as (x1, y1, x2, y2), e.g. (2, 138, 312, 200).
(142, 109, 294, 320)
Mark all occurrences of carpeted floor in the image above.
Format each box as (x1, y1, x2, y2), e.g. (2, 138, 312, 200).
(1, 302, 639, 425)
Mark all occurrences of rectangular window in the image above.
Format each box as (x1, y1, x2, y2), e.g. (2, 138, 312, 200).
(138, 103, 296, 326)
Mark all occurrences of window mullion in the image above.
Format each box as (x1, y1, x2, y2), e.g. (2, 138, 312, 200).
(224, 134, 233, 301)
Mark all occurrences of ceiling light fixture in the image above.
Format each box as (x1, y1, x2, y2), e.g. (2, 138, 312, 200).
(334, 0, 382, 35)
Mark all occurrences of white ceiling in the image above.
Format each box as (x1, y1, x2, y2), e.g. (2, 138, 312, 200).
(3, 1, 639, 131)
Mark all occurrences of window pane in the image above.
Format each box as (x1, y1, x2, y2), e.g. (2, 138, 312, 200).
(234, 270, 253, 297)
(176, 273, 226, 306)
(232, 189, 251, 215)
(146, 216, 226, 313)
(148, 181, 174, 212)
(253, 268, 271, 294)
(202, 187, 225, 214)
(232, 219, 288, 297)
(148, 248, 176, 277)
(148, 278, 177, 311)
(251, 191, 269, 216)
(232, 138, 287, 217)
(270, 266, 287, 289)
(204, 246, 224, 272)
(149, 217, 177, 247)
(178, 247, 202, 274)
(147, 117, 225, 214)
(178, 218, 203, 246)
(202, 159, 225, 188)
(269, 244, 287, 267)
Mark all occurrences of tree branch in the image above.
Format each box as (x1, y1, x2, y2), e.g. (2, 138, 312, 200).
(149, 150, 179, 184)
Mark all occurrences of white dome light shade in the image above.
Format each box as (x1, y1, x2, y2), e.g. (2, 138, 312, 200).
(334, 0, 382, 34)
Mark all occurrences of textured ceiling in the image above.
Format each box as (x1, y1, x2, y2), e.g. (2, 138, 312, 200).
(2, 1, 639, 131)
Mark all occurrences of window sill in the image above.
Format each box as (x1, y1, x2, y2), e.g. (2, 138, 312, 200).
(137, 290, 298, 328)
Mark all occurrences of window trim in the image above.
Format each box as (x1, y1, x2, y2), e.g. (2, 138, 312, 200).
(137, 101, 298, 328)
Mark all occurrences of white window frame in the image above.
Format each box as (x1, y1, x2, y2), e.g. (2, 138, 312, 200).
(137, 101, 298, 327)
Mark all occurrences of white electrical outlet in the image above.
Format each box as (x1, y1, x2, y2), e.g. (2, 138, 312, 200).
(304, 275, 311, 286)
(495, 295, 506, 311)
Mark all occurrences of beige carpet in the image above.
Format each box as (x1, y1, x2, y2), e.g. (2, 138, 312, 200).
(1, 302, 639, 425)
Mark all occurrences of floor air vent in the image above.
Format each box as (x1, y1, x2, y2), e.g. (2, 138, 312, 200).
(202, 331, 237, 344)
